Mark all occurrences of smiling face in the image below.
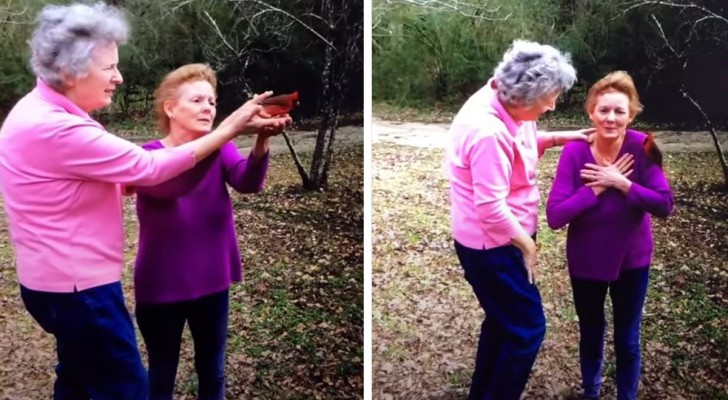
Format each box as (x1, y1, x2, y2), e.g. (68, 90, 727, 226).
(165, 80, 217, 136)
(588, 89, 632, 141)
(63, 42, 122, 112)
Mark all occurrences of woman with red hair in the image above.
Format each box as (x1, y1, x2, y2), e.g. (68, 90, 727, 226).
(546, 71, 674, 400)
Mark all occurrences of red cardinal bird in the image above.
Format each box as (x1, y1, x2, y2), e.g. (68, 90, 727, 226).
(644, 132, 663, 168)
(260, 91, 299, 117)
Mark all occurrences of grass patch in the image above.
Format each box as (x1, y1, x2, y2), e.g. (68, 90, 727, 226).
(373, 143, 728, 399)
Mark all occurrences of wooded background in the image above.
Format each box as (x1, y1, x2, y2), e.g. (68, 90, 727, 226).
(0, 0, 363, 124)
(373, 0, 728, 129)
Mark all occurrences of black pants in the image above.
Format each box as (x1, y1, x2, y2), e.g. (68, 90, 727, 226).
(136, 289, 230, 400)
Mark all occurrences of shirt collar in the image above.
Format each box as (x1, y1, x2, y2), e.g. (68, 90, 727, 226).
(34, 77, 92, 120)
(486, 78, 523, 137)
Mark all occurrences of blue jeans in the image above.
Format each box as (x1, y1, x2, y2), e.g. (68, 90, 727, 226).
(136, 289, 229, 400)
(571, 268, 649, 400)
(20, 282, 148, 400)
(454, 240, 546, 400)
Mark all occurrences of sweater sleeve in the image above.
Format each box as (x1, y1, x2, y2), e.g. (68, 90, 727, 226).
(220, 142, 269, 194)
(471, 133, 529, 241)
(626, 158, 674, 218)
(133, 144, 216, 200)
(546, 144, 599, 229)
(55, 123, 196, 185)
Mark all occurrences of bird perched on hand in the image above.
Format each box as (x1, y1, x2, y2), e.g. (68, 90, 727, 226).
(260, 91, 299, 117)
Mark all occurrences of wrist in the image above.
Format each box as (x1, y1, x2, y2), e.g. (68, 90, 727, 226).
(214, 124, 237, 141)
(252, 136, 270, 159)
(620, 179, 632, 194)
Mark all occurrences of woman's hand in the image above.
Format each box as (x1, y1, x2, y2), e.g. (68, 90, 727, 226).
(217, 92, 272, 134)
(246, 113, 292, 132)
(551, 128, 596, 146)
(512, 233, 538, 284)
(256, 118, 289, 139)
(247, 114, 291, 161)
(581, 153, 634, 194)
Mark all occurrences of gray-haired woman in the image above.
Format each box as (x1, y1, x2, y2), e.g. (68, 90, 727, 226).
(446, 40, 593, 400)
(0, 2, 289, 399)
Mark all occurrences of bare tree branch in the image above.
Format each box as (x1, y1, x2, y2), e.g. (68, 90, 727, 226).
(203, 10, 239, 55)
(0, 0, 31, 25)
(281, 131, 311, 184)
(381, 0, 510, 21)
(623, 0, 728, 26)
(650, 14, 679, 57)
(648, 11, 728, 187)
(229, 0, 335, 49)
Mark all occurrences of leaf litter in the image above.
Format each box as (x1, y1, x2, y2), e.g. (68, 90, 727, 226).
(373, 144, 728, 400)
(0, 146, 363, 400)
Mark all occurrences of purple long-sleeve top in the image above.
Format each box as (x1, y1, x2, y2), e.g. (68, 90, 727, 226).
(133, 140, 269, 304)
(546, 130, 673, 281)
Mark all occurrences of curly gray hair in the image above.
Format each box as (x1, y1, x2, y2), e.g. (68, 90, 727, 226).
(493, 40, 577, 107)
(29, 2, 129, 89)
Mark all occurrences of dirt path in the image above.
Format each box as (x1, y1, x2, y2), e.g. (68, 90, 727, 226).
(236, 125, 364, 155)
(373, 117, 728, 152)
(125, 125, 364, 155)
(235, 126, 364, 155)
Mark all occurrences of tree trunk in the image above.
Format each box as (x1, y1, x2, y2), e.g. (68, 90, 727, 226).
(680, 88, 728, 188)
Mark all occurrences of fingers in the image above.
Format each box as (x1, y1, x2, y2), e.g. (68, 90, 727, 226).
(585, 181, 601, 187)
(623, 159, 635, 173)
(257, 110, 273, 119)
(523, 256, 534, 285)
(523, 252, 537, 285)
(580, 169, 600, 180)
(614, 153, 634, 172)
(528, 260, 537, 285)
(530, 259, 538, 285)
(250, 91, 273, 103)
(583, 128, 596, 143)
(622, 160, 635, 174)
(240, 104, 262, 118)
(624, 169, 633, 177)
(615, 152, 633, 164)
(248, 115, 292, 130)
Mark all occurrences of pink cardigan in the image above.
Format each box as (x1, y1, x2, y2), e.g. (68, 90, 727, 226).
(0, 79, 196, 292)
(447, 80, 549, 249)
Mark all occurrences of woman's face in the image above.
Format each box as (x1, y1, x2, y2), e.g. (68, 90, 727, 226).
(518, 90, 560, 121)
(64, 42, 123, 112)
(166, 80, 217, 136)
(589, 90, 632, 140)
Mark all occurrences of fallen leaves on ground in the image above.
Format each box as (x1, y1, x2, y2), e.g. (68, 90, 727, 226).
(0, 146, 363, 400)
(373, 144, 728, 400)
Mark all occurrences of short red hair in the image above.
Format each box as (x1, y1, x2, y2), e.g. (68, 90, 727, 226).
(154, 63, 217, 135)
(587, 71, 663, 167)
(585, 70, 643, 119)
